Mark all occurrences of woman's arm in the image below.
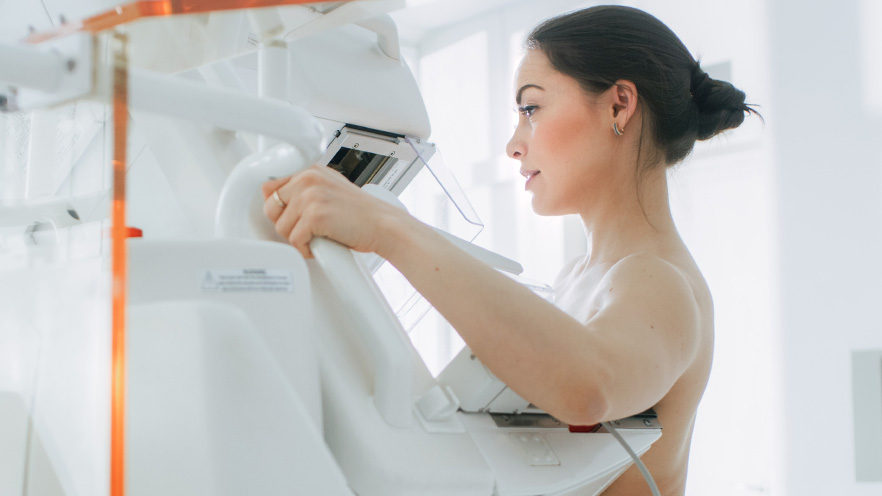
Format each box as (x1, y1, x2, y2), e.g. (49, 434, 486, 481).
(263, 167, 701, 425)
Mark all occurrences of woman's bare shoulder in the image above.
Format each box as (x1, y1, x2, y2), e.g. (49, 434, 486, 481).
(593, 252, 704, 346)
(601, 253, 694, 293)
(551, 254, 588, 290)
(602, 251, 708, 304)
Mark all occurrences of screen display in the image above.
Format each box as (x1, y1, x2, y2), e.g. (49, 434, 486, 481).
(327, 147, 397, 187)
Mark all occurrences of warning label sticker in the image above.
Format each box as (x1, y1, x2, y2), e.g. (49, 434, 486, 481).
(201, 269, 294, 293)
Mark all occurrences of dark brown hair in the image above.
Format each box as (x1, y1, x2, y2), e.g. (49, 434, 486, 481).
(527, 5, 759, 165)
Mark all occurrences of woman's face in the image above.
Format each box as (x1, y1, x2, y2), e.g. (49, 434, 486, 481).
(507, 49, 623, 216)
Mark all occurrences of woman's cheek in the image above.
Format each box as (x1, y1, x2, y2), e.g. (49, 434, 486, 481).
(539, 109, 595, 158)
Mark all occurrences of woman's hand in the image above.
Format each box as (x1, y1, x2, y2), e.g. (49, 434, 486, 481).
(262, 165, 406, 259)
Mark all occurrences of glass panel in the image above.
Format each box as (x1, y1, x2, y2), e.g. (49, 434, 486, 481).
(0, 92, 111, 496)
(401, 137, 484, 243)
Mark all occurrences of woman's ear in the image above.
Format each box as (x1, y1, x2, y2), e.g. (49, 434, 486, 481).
(610, 80, 638, 129)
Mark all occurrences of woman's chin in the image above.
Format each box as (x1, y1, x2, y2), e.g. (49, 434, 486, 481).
(530, 197, 559, 217)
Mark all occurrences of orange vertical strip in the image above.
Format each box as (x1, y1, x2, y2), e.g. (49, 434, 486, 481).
(110, 31, 129, 496)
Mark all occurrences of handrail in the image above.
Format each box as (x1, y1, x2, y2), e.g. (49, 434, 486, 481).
(120, 68, 325, 155)
(215, 144, 415, 428)
(215, 144, 312, 240)
(310, 237, 414, 428)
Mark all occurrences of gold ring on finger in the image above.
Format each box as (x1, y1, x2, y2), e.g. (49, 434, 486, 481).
(272, 190, 287, 208)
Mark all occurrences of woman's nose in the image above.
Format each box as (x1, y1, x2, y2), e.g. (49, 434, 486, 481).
(506, 128, 525, 160)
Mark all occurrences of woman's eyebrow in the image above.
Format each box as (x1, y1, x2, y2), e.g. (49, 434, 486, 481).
(516, 84, 544, 105)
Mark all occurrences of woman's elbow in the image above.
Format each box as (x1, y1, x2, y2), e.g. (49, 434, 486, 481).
(553, 384, 610, 427)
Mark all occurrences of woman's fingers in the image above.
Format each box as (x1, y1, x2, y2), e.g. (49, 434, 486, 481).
(263, 190, 286, 222)
(287, 212, 316, 259)
(263, 167, 332, 243)
(261, 176, 290, 200)
(262, 175, 293, 223)
(262, 167, 325, 222)
(272, 196, 302, 242)
(261, 164, 390, 256)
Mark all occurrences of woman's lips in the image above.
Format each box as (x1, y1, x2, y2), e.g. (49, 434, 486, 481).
(521, 169, 540, 189)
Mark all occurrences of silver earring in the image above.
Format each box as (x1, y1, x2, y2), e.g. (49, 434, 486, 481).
(613, 122, 624, 136)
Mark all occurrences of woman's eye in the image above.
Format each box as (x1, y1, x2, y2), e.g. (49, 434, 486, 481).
(518, 105, 538, 118)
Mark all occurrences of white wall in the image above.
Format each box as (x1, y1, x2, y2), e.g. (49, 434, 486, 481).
(769, 0, 882, 494)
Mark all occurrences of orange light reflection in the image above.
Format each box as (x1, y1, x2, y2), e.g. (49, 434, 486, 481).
(26, 0, 356, 43)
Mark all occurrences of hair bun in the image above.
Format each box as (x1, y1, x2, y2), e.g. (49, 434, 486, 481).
(690, 65, 754, 140)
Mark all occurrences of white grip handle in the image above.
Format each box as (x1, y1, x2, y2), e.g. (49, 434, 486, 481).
(215, 143, 311, 240)
(215, 151, 415, 427)
(309, 237, 414, 428)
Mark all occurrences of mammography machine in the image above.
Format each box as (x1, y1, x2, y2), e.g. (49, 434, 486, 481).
(0, 1, 661, 495)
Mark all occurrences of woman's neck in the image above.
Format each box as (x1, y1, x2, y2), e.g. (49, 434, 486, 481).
(579, 166, 678, 267)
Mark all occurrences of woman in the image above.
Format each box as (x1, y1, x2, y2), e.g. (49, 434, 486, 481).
(262, 5, 757, 495)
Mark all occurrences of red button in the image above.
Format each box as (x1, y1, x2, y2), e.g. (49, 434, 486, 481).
(568, 424, 600, 433)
